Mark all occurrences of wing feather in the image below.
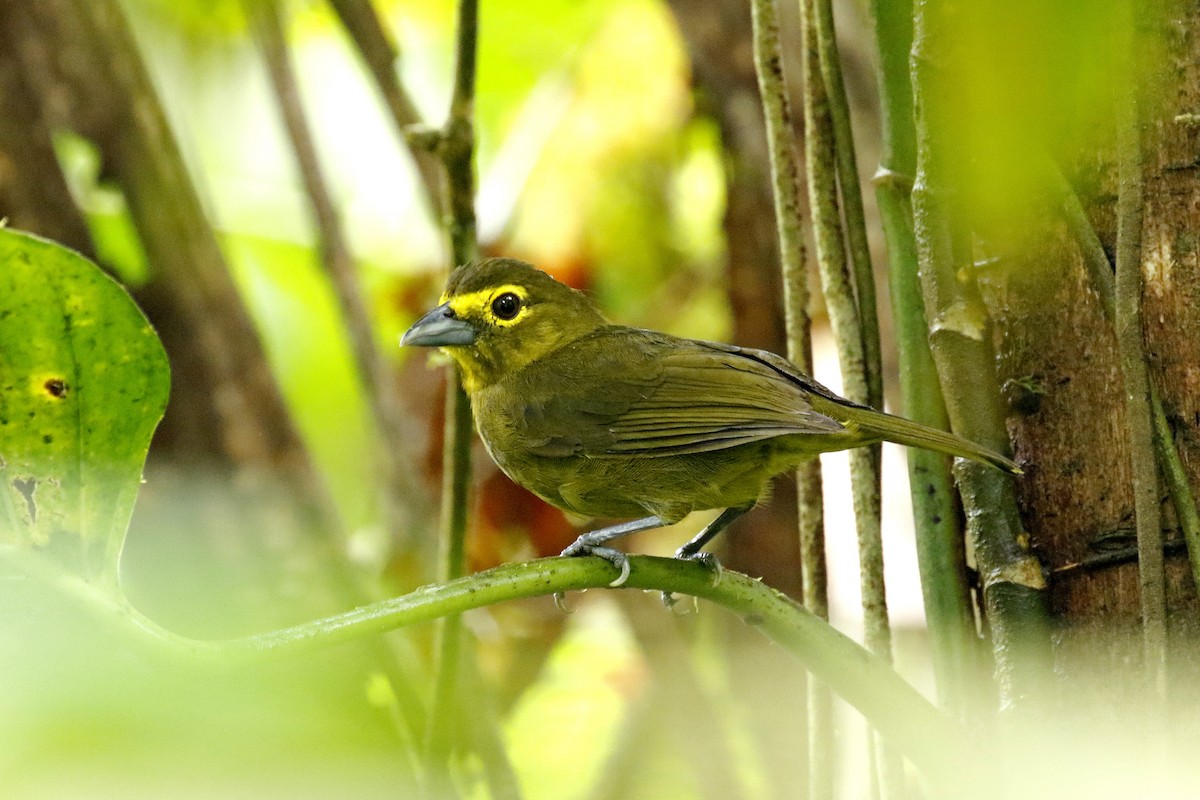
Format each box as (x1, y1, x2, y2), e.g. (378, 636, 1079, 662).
(506, 327, 848, 459)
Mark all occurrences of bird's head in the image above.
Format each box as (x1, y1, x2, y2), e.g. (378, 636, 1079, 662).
(401, 258, 607, 392)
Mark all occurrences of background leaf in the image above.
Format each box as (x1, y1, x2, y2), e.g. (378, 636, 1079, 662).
(0, 228, 169, 582)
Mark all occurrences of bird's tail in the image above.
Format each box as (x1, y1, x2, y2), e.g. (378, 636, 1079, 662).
(843, 407, 1021, 474)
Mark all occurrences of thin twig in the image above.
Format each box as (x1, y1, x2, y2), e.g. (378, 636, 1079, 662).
(813, 0, 882, 412)
(804, 1, 898, 793)
(799, 0, 889, 664)
(746, 0, 828, 795)
(245, 0, 438, 754)
(327, 0, 445, 219)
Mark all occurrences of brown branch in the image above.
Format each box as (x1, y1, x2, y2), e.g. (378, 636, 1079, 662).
(246, 0, 430, 538)
(0, 10, 93, 256)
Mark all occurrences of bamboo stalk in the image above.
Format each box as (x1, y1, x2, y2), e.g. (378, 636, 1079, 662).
(867, 0, 978, 715)
(910, 0, 1051, 709)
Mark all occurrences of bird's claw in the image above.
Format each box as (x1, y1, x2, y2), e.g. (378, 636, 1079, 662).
(553, 591, 573, 613)
(559, 542, 631, 586)
(554, 540, 632, 612)
(661, 550, 723, 609)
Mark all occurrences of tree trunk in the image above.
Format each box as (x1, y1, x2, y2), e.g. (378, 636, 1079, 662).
(995, 2, 1200, 714)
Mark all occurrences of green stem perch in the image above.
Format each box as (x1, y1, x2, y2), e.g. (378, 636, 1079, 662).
(4, 546, 984, 795)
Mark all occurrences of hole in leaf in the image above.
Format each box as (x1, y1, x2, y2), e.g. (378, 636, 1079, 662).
(43, 379, 68, 399)
(12, 478, 36, 523)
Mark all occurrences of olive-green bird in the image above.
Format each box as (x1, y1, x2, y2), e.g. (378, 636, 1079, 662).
(402, 258, 1018, 584)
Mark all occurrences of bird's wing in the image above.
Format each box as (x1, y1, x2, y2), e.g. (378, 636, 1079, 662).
(512, 328, 848, 459)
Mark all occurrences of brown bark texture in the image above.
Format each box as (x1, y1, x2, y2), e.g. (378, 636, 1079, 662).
(995, 3, 1200, 705)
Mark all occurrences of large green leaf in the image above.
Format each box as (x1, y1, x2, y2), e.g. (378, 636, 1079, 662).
(0, 228, 169, 582)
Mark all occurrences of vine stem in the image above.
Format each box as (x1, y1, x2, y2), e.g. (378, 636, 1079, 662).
(1112, 19, 1166, 702)
(1054, 159, 1200, 634)
(424, 0, 481, 776)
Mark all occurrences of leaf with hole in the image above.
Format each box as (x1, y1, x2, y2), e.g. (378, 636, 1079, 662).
(0, 228, 169, 582)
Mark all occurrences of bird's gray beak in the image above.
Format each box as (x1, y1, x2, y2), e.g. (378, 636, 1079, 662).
(401, 302, 477, 347)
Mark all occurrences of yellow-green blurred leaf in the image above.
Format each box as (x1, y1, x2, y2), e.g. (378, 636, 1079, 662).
(0, 229, 169, 580)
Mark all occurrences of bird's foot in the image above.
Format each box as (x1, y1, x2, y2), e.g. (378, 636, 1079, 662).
(661, 550, 723, 610)
(560, 539, 632, 587)
(554, 537, 635, 612)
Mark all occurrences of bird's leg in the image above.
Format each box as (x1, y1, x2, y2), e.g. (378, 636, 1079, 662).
(663, 505, 752, 608)
(560, 515, 668, 587)
(674, 505, 752, 559)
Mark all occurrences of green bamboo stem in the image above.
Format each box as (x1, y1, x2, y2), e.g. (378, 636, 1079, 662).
(2, 546, 985, 795)
(878, 178, 979, 710)
(910, 0, 1050, 709)
(425, 0, 480, 772)
(746, 1, 829, 795)
(867, 0, 978, 714)
(1113, 38, 1166, 701)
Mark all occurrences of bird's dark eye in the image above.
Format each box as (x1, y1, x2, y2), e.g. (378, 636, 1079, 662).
(491, 292, 522, 321)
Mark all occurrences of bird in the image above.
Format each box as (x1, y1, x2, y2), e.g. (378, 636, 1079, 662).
(402, 257, 1019, 590)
